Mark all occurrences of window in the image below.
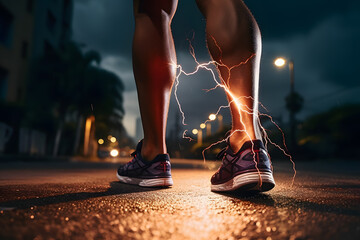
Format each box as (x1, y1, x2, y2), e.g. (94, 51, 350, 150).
(0, 66, 8, 100)
(0, 3, 14, 47)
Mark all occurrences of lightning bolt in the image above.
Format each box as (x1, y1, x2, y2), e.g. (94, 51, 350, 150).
(171, 35, 296, 187)
(182, 129, 194, 142)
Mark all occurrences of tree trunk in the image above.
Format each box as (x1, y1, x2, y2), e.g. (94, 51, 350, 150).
(83, 116, 95, 157)
(53, 121, 63, 157)
(73, 115, 84, 155)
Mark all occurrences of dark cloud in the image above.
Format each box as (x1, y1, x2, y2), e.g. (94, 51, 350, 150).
(73, 0, 134, 56)
(305, 12, 360, 87)
(246, 0, 360, 39)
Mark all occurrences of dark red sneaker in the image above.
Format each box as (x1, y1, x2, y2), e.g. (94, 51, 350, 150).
(211, 140, 275, 192)
(117, 140, 173, 187)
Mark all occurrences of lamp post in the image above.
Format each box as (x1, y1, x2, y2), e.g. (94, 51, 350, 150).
(209, 114, 216, 121)
(274, 57, 303, 152)
(192, 128, 202, 145)
(207, 114, 217, 136)
(206, 123, 211, 137)
(217, 114, 223, 132)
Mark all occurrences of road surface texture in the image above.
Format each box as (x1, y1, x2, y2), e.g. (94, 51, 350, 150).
(0, 159, 359, 240)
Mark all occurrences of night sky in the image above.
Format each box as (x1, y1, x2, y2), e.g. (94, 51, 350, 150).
(72, 0, 360, 137)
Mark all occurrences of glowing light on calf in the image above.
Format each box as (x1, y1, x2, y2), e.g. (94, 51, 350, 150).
(171, 36, 296, 186)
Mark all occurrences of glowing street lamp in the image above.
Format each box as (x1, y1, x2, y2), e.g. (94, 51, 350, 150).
(110, 136, 117, 143)
(209, 114, 216, 121)
(274, 57, 294, 93)
(110, 149, 119, 157)
(274, 57, 303, 151)
(192, 128, 202, 145)
(98, 139, 104, 145)
(200, 123, 206, 129)
(274, 57, 286, 67)
(206, 114, 218, 136)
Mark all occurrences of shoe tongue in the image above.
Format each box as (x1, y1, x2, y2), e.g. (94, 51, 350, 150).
(136, 140, 143, 152)
(132, 140, 146, 163)
(135, 140, 170, 163)
(152, 154, 170, 163)
(228, 139, 264, 155)
(140, 153, 170, 164)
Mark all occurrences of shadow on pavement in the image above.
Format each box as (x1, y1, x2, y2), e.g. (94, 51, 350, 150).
(301, 184, 360, 190)
(219, 191, 276, 207)
(0, 181, 168, 210)
(217, 190, 360, 217)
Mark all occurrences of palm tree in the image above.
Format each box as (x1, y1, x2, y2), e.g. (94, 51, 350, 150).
(77, 65, 125, 156)
(27, 41, 126, 156)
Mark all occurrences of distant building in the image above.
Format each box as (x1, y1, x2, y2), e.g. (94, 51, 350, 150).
(0, 0, 73, 103)
(31, 0, 73, 59)
(0, 0, 73, 155)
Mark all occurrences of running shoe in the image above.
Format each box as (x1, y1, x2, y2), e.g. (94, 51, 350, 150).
(211, 139, 275, 192)
(117, 140, 173, 187)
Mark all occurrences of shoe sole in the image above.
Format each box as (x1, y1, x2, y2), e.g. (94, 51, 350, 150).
(116, 172, 173, 187)
(211, 171, 275, 192)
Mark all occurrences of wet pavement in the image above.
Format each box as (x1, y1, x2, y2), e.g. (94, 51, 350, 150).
(0, 159, 359, 240)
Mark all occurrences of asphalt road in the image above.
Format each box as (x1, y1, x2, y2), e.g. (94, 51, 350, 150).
(0, 159, 359, 240)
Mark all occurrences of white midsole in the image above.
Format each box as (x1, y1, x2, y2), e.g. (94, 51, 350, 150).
(116, 173, 173, 187)
(211, 171, 275, 192)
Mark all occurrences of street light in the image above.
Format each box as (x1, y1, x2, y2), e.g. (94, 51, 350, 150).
(274, 57, 286, 67)
(209, 114, 216, 121)
(274, 57, 295, 93)
(208, 113, 223, 133)
(200, 123, 206, 129)
(206, 114, 217, 136)
(110, 149, 119, 157)
(192, 128, 202, 145)
(98, 139, 104, 145)
(274, 57, 303, 151)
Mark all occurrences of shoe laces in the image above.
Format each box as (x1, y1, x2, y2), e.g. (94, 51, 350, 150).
(130, 150, 137, 157)
(127, 151, 138, 164)
(216, 147, 227, 160)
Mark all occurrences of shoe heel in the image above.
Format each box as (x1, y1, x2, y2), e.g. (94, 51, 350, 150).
(232, 171, 275, 192)
(139, 178, 173, 187)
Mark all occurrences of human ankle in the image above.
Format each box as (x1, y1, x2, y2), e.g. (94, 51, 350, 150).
(228, 132, 253, 153)
(141, 140, 166, 161)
